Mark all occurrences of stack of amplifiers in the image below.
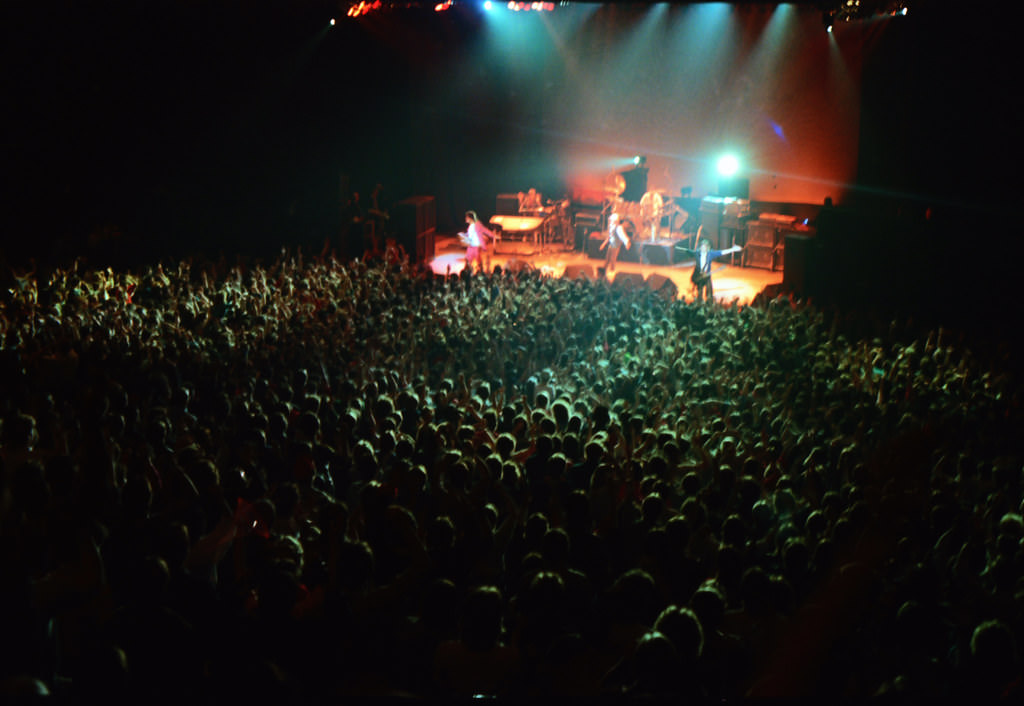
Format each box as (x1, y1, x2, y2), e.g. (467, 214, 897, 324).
(395, 195, 437, 264)
(743, 213, 795, 271)
(574, 209, 603, 252)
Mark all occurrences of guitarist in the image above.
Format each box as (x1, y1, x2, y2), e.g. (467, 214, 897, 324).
(679, 231, 741, 302)
(599, 212, 631, 274)
(460, 210, 496, 274)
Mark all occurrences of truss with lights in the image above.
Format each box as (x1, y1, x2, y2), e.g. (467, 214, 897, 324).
(342, 0, 565, 16)
(340, 1, 911, 22)
(822, 0, 910, 31)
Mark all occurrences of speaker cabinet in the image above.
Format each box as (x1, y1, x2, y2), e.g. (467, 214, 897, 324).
(574, 224, 590, 252)
(646, 273, 678, 299)
(747, 221, 778, 247)
(395, 196, 436, 236)
(744, 244, 775, 270)
(496, 194, 520, 216)
(505, 258, 532, 274)
(783, 234, 813, 296)
(699, 198, 723, 249)
(416, 229, 435, 263)
(586, 232, 605, 259)
(394, 195, 436, 263)
(641, 240, 674, 266)
(613, 272, 645, 288)
(564, 264, 595, 280)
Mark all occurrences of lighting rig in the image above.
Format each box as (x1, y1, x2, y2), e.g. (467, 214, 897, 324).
(821, 0, 910, 32)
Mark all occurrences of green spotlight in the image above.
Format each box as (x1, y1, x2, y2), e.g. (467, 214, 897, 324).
(717, 154, 740, 177)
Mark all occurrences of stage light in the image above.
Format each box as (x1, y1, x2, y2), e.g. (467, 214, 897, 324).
(330, 18, 336, 25)
(717, 154, 740, 177)
(483, 0, 492, 9)
(633, 155, 647, 167)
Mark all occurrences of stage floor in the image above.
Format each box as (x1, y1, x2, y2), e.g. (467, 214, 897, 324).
(428, 234, 784, 305)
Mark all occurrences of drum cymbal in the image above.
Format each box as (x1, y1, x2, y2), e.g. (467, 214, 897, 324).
(604, 173, 626, 196)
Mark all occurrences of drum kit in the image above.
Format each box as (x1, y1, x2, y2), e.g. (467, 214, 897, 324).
(602, 172, 688, 238)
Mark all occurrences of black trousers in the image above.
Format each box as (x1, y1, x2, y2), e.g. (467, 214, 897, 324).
(692, 271, 712, 301)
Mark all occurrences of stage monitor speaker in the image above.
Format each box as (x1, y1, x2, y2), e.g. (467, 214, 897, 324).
(641, 241, 674, 266)
(783, 233, 813, 296)
(564, 264, 595, 280)
(620, 167, 649, 202)
(505, 258, 532, 274)
(612, 272, 645, 289)
(646, 273, 678, 299)
(496, 193, 520, 216)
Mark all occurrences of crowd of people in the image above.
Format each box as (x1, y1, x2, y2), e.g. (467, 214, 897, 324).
(1, 248, 1022, 702)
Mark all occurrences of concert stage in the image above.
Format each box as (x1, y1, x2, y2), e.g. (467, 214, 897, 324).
(428, 234, 784, 305)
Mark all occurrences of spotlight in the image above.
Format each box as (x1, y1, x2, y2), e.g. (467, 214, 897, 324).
(330, 18, 336, 25)
(483, 0, 492, 8)
(716, 154, 740, 178)
(633, 155, 647, 167)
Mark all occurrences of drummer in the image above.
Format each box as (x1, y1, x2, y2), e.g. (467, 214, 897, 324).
(639, 189, 665, 241)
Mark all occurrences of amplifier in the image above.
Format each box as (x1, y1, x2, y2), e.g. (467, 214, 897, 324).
(496, 193, 521, 216)
(759, 212, 797, 225)
(744, 243, 776, 270)
(747, 221, 779, 247)
(416, 229, 435, 263)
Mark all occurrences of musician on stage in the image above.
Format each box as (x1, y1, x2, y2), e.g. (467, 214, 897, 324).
(519, 187, 543, 214)
(678, 233, 741, 302)
(460, 210, 496, 274)
(599, 212, 630, 274)
(639, 190, 664, 241)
